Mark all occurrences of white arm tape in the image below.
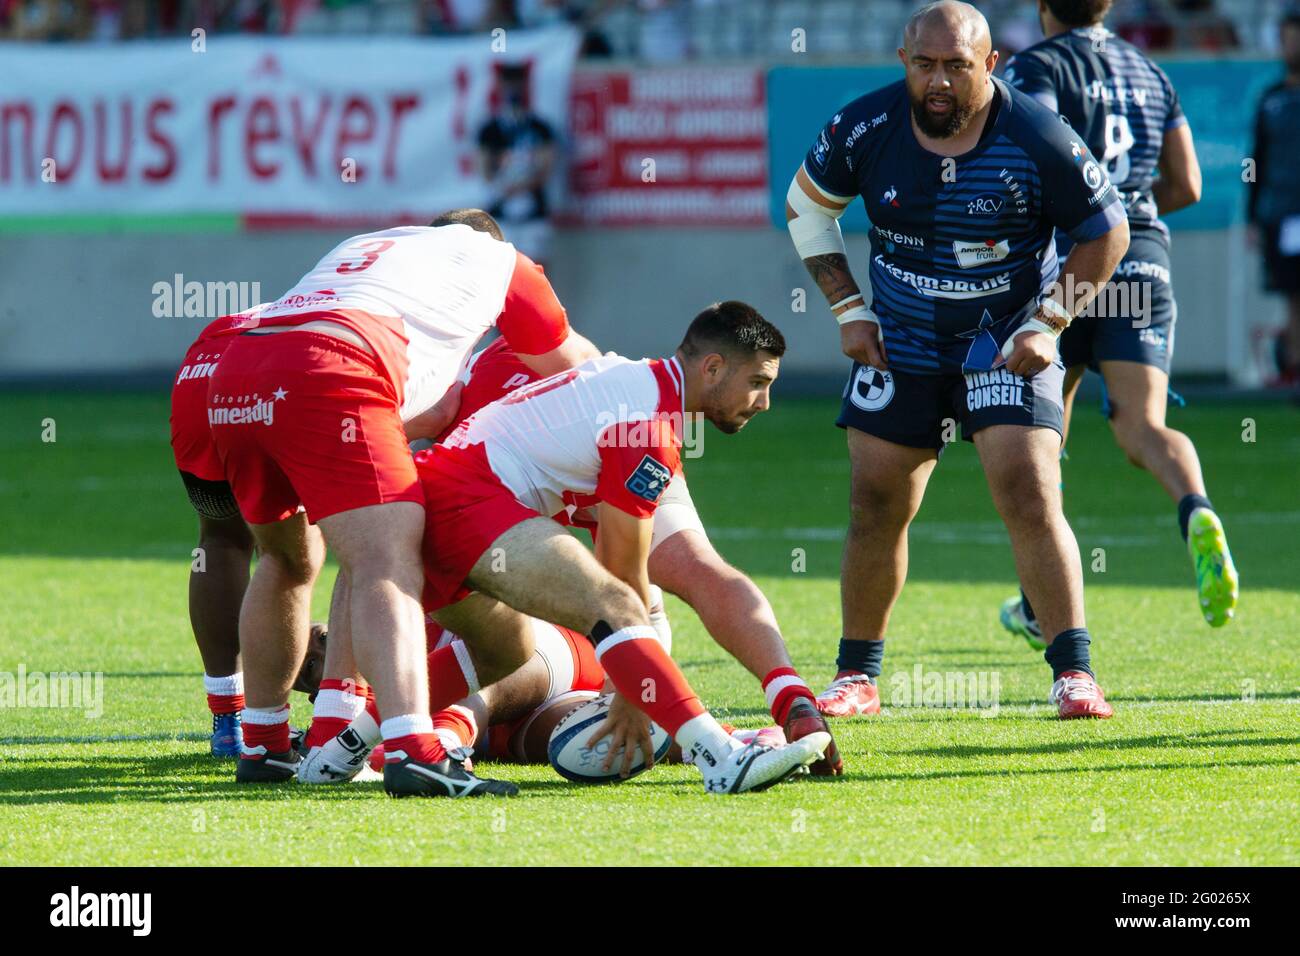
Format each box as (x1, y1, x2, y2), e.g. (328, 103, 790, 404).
(1038, 296, 1072, 322)
(786, 174, 850, 260)
(1000, 317, 1061, 360)
(837, 305, 884, 342)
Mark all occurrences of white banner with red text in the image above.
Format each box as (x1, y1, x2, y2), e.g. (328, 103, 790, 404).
(0, 31, 580, 225)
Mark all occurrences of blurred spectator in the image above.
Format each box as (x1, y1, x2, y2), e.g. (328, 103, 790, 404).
(1172, 0, 1239, 50)
(477, 62, 559, 264)
(516, 0, 614, 55)
(515, 0, 569, 25)
(187, 0, 277, 34)
(996, 6, 1042, 60)
(2, 0, 80, 39)
(424, 0, 511, 31)
(1247, 3, 1300, 389)
(1113, 0, 1177, 50)
(87, 0, 123, 40)
(0, 0, 1283, 55)
(636, 0, 689, 62)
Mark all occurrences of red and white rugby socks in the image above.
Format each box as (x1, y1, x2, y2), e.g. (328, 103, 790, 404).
(240, 704, 290, 756)
(590, 622, 707, 737)
(304, 678, 369, 749)
(762, 667, 817, 725)
(204, 672, 245, 715)
(432, 704, 479, 754)
(588, 623, 741, 764)
(424, 642, 480, 713)
(380, 714, 446, 764)
(372, 647, 481, 764)
(338, 690, 383, 749)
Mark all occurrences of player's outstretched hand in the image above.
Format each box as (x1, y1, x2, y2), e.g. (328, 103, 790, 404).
(841, 319, 888, 370)
(1001, 330, 1056, 378)
(586, 692, 656, 779)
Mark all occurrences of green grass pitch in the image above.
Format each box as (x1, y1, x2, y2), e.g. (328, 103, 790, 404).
(1, 391, 1296, 866)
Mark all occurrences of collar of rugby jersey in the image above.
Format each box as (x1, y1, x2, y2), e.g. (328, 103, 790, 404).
(649, 355, 687, 443)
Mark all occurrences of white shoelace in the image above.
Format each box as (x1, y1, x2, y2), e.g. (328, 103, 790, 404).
(823, 675, 873, 697)
(1051, 675, 1098, 703)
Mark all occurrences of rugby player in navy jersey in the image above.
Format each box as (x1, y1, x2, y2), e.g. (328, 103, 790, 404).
(998, 5, 1242, 642)
(997, 0, 1238, 643)
(785, 1, 1129, 719)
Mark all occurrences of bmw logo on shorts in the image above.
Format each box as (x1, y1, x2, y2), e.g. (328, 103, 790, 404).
(849, 365, 895, 412)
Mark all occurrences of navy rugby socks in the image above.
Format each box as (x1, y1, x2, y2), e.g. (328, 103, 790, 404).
(836, 638, 884, 682)
(1019, 587, 1036, 623)
(1177, 493, 1214, 543)
(1044, 628, 1093, 679)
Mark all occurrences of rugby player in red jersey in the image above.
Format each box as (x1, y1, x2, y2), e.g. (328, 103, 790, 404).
(169, 306, 320, 757)
(296, 619, 785, 779)
(438, 335, 841, 773)
(383, 302, 830, 794)
(203, 209, 597, 793)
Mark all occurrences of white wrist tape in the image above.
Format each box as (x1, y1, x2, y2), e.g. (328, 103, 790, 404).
(837, 305, 884, 342)
(1000, 317, 1061, 360)
(786, 174, 849, 259)
(1038, 296, 1072, 323)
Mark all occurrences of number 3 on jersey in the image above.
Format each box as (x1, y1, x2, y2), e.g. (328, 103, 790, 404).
(336, 239, 395, 274)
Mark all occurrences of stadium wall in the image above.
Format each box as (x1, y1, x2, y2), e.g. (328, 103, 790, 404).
(0, 226, 1278, 387)
(1, 46, 1287, 389)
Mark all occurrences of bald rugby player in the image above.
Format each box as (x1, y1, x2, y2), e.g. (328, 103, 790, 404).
(784, 2, 1130, 718)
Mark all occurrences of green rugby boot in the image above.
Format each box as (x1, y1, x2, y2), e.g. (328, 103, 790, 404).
(1187, 508, 1239, 627)
(1000, 595, 1045, 651)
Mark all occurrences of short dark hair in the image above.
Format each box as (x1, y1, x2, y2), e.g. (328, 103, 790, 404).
(1043, 0, 1113, 27)
(678, 301, 786, 361)
(430, 208, 504, 241)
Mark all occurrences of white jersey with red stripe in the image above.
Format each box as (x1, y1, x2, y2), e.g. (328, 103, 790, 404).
(441, 353, 686, 521)
(227, 223, 570, 424)
(255, 224, 515, 421)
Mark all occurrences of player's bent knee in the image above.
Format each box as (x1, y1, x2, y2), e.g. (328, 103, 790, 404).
(198, 514, 254, 553)
(349, 559, 423, 602)
(291, 531, 328, 582)
(1111, 415, 1166, 466)
(584, 578, 648, 635)
(998, 490, 1056, 529)
(249, 517, 323, 584)
(319, 501, 424, 570)
(260, 548, 320, 587)
(335, 536, 421, 588)
(848, 487, 912, 531)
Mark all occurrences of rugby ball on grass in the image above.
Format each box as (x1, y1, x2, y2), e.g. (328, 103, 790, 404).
(548, 694, 672, 783)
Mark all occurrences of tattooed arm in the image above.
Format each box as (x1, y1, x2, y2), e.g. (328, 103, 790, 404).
(786, 166, 887, 369)
(803, 252, 864, 318)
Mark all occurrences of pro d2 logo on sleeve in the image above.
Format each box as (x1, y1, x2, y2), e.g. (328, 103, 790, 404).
(625, 455, 672, 504)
